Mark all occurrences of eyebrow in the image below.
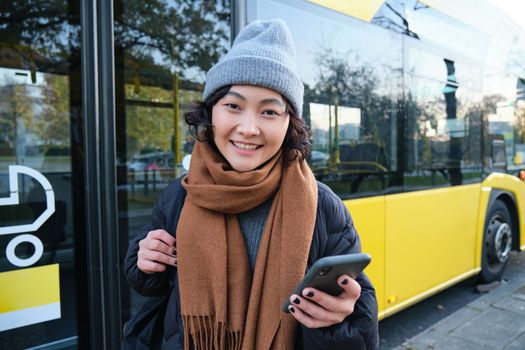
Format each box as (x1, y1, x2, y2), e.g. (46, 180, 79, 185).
(260, 98, 284, 107)
(226, 91, 285, 107)
(225, 91, 246, 100)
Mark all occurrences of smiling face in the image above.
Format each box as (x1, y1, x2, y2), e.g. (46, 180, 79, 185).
(211, 85, 290, 172)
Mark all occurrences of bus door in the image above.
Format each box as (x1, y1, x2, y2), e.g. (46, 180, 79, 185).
(384, 186, 480, 313)
(383, 34, 484, 313)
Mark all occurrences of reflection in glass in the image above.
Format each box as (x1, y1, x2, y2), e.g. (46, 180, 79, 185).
(0, 0, 81, 348)
(254, 0, 402, 198)
(372, 0, 420, 39)
(253, 0, 525, 197)
(115, 0, 231, 329)
(405, 71, 484, 189)
(307, 47, 399, 198)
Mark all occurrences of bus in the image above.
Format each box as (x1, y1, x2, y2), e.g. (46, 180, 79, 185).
(1, 0, 525, 348)
(248, 0, 525, 319)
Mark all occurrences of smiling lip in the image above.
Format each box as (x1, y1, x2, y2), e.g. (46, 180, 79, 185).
(231, 141, 261, 151)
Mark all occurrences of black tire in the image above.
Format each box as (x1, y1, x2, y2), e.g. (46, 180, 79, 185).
(480, 199, 513, 283)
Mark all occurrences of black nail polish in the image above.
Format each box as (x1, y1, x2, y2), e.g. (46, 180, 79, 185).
(293, 297, 301, 305)
(342, 279, 349, 285)
(289, 306, 295, 313)
(306, 291, 314, 298)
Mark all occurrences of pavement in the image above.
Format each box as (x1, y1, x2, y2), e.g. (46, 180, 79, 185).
(394, 252, 525, 350)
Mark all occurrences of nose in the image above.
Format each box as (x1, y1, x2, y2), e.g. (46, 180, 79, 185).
(237, 112, 260, 137)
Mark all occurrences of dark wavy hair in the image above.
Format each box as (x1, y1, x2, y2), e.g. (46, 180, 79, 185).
(184, 85, 311, 164)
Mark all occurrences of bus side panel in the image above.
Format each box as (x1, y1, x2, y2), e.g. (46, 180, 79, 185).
(345, 197, 385, 316)
(474, 186, 491, 269)
(384, 184, 480, 311)
(482, 173, 525, 250)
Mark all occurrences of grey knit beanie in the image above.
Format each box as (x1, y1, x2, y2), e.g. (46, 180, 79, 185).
(203, 19, 304, 118)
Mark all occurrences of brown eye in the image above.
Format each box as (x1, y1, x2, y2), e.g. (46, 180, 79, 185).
(262, 109, 280, 117)
(225, 103, 240, 110)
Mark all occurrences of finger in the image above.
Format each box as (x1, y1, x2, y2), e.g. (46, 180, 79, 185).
(141, 234, 176, 256)
(337, 275, 361, 300)
(299, 287, 343, 313)
(137, 259, 167, 274)
(150, 238, 176, 256)
(291, 294, 344, 324)
(139, 249, 177, 267)
(287, 304, 333, 329)
(148, 229, 176, 247)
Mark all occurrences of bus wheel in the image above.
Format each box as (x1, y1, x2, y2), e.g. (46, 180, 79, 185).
(480, 199, 513, 283)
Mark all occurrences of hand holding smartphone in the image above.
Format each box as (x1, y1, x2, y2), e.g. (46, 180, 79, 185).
(282, 253, 371, 313)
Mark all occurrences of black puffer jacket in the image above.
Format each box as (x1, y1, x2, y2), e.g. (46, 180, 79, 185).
(125, 178, 378, 349)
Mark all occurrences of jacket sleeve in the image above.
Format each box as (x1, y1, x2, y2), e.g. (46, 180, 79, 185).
(299, 184, 379, 350)
(124, 192, 172, 297)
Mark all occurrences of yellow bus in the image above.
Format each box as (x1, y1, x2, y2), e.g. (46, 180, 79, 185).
(5, 0, 525, 348)
(249, 0, 525, 319)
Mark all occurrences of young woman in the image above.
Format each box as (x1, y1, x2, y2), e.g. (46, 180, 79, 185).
(125, 19, 378, 349)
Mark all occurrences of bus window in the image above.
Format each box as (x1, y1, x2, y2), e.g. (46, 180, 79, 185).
(251, 0, 404, 199)
(404, 47, 484, 190)
(483, 75, 525, 173)
(250, 0, 525, 321)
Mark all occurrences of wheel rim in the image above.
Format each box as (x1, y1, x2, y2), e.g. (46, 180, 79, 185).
(494, 223, 512, 262)
(486, 217, 512, 265)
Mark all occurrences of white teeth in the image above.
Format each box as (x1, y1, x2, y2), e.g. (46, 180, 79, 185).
(233, 142, 258, 151)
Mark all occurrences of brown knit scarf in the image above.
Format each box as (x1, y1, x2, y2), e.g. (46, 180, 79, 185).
(177, 141, 317, 350)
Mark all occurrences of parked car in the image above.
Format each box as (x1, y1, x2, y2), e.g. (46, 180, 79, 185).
(310, 150, 329, 166)
(128, 152, 174, 183)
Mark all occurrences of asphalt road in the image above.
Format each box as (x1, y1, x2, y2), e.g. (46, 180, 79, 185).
(378, 251, 525, 349)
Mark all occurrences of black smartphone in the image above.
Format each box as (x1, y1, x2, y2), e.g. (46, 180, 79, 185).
(282, 253, 371, 313)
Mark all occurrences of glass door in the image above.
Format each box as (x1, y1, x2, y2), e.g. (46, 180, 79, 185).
(0, 1, 83, 349)
(113, 0, 232, 327)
